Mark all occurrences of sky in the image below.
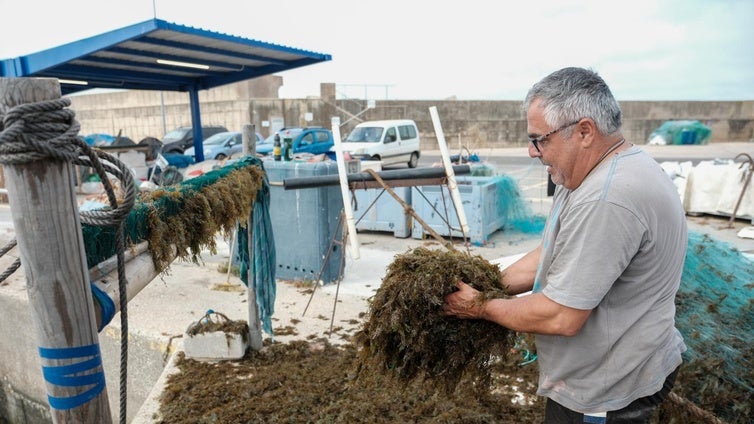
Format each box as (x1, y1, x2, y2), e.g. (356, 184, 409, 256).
(1, 0, 752, 101)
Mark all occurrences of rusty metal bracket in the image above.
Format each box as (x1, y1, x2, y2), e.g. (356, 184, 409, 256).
(362, 168, 457, 251)
(728, 153, 754, 228)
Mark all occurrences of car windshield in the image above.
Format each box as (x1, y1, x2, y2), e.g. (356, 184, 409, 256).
(260, 134, 276, 145)
(346, 127, 382, 143)
(260, 128, 305, 145)
(279, 129, 303, 140)
(162, 128, 190, 143)
(204, 132, 233, 146)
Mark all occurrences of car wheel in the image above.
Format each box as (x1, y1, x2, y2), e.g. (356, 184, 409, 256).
(408, 152, 419, 168)
(215, 153, 227, 160)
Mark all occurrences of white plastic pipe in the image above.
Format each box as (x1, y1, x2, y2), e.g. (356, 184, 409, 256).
(429, 106, 470, 235)
(331, 117, 360, 259)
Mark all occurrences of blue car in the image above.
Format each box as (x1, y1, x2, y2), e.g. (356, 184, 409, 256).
(185, 131, 262, 160)
(256, 127, 334, 156)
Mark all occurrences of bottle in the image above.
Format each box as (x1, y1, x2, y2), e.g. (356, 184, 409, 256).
(283, 138, 293, 161)
(273, 133, 281, 161)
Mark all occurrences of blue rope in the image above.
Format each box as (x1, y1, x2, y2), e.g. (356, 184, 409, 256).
(90, 282, 115, 331)
(513, 335, 538, 366)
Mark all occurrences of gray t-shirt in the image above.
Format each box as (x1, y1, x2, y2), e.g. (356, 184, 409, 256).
(533, 145, 687, 413)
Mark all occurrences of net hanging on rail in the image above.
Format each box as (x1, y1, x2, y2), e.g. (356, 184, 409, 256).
(80, 156, 276, 334)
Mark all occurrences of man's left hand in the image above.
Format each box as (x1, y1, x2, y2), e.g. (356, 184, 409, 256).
(442, 280, 484, 319)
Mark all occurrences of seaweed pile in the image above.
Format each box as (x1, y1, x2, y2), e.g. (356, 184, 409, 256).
(157, 338, 545, 424)
(353, 247, 516, 394)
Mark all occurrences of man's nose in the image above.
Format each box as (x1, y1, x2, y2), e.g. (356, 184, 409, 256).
(528, 142, 540, 158)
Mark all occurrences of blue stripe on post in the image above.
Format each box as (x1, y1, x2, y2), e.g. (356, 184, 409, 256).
(38, 344, 106, 410)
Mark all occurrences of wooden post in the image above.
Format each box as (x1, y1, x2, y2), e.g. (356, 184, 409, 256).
(0, 78, 112, 423)
(242, 124, 256, 156)
(246, 215, 263, 351)
(241, 123, 263, 349)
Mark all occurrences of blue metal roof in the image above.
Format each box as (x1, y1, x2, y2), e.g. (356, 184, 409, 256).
(0, 18, 332, 96)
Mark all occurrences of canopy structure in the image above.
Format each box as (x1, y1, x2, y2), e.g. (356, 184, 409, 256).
(0, 18, 332, 160)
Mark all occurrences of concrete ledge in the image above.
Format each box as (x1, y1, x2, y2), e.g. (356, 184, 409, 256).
(0, 270, 177, 423)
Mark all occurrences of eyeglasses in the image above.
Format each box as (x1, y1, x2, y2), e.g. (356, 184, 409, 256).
(528, 120, 581, 153)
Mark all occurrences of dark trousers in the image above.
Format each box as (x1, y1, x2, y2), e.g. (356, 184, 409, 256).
(543, 367, 679, 424)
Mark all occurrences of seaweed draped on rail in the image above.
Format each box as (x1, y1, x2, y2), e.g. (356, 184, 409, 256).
(80, 156, 266, 273)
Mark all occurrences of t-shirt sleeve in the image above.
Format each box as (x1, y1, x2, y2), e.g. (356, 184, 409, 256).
(542, 200, 646, 310)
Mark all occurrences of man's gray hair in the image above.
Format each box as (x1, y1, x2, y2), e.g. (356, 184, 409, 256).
(524, 67, 622, 136)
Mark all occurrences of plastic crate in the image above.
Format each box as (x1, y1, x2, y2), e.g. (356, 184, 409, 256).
(411, 176, 506, 245)
(352, 187, 412, 238)
(264, 160, 344, 283)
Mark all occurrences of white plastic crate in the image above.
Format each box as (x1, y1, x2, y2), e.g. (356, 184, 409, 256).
(411, 176, 507, 245)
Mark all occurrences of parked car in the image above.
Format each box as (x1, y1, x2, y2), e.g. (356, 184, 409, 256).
(339, 119, 421, 168)
(256, 127, 334, 156)
(255, 132, 278, 155)
(184, 131, 262, 160)
(82, 133, 135, 146)
(161, 125, 229, 154)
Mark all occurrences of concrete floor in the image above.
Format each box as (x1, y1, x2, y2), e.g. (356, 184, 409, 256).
(1, 141, 753, 423)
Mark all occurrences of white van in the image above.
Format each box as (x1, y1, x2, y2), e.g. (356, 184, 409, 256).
(339, 119, 421, 168)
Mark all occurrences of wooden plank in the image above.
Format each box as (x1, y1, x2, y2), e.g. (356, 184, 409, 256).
(0, 77, 112, 423)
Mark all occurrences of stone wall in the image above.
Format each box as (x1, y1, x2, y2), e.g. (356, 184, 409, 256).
(68, 79, 754, 149)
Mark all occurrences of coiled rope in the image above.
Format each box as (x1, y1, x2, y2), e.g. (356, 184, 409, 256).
(0, 97, 135, 424)
(667, 392, 726, 424)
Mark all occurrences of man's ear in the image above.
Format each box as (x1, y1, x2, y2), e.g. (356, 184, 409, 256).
(578, 118, 598, 148)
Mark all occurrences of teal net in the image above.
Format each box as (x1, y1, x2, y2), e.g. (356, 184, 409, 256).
(82, 157, 263, 267)
(493, 174, 546, 234)
(80, 156, 277, 335)
(672, 231, 754, 422)
(648, 120, 712, 145)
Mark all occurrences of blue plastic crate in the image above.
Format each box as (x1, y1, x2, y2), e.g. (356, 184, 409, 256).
(264, 160, 344, 283)
(411, 176, 507, 245)
(352, 187, 412, 238)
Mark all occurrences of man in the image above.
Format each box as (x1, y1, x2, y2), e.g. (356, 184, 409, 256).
(443, 67, 687, 423)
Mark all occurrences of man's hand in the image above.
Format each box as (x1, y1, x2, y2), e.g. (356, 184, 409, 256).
(442, 281, 484, 319)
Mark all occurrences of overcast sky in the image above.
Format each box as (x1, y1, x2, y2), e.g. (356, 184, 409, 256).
(1, 0, 752, 101)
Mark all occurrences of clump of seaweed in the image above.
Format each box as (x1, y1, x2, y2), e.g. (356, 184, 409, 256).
(80, 158, 266, 273)
(185, 310, 249, 339)
(353, 247, 515, 394)
(141, 165, 264, 272)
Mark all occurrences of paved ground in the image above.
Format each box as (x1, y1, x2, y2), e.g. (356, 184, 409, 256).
(2, 141, 753, 422)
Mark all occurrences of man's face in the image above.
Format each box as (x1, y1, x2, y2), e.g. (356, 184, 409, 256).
(526, 100, 580, 189)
